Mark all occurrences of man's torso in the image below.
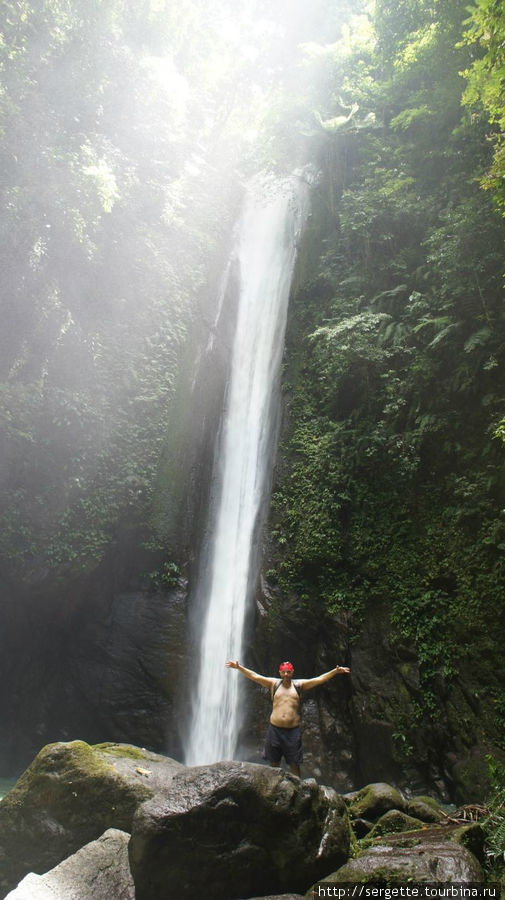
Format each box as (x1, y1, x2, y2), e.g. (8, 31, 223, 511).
(270, 681, 301, 728)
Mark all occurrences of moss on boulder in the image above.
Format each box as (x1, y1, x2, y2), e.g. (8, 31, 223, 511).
(449, 823, 486, 862)
(407, 796, 445, 823)
(367, 809, 425, 838)
(0, 740, 183, 898)
(310, 840, 484, 886)
(347, 783, 407, 821)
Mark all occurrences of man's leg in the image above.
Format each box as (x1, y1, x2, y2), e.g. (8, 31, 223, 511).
(263, 724, 282, 768)
(285, 726, 303, 779)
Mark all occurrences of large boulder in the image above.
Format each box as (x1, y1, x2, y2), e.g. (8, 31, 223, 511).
(129, 761, 352, 900)
(4, 829, 134, 900)
(0, 740, 183, 898)
(313, 840, 483, 885)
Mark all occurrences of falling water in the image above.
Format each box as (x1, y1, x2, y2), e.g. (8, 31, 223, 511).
(185, 173, 310, 765)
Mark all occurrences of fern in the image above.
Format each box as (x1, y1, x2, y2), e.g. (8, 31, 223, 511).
(464, 327, 492, 353)
(427, 322, 460, 349)
(486, 788, 505, 861)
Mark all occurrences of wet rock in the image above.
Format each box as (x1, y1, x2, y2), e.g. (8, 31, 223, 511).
(129, 761, 352, 900)
(347, 782, 407, 820)
(449, 823, 486, 863)
(407, 796, 445, 823)
(0, 581, 189, 774)
(0, 740, 183, 899)
(4, 829, 134, 900)
(312, 840, 483, 885)
(367, 809, 425, 838)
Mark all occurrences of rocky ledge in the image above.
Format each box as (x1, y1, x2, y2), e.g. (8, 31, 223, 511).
(0, 744, 490, 900)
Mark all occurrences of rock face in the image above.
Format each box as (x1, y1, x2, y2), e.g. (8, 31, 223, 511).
(252, 576, 503, 799)
(0, 740, 183, 898)
(0, 575, 189, 775)
(129, 761, 352, 900)
(4, 829, 134, 900)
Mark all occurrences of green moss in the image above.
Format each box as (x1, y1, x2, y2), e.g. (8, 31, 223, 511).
(449, 823, 485, 861)
(7, 741, 115, 807)
(0, 739, 164, 896)
(413, 795, 442, 810)
(368, 809, 425, 838)
(349, 783, 406, 820)
(93, 742, 147, 760)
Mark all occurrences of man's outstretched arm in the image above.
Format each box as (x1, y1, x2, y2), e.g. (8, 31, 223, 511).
(226, 660, 275, 689)
(298, 665, 351, 692)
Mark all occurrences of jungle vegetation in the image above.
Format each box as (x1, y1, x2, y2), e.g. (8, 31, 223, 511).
(0, 0, 330, 580)
(1, 0, 505, 850)
(265, 0, 505, 836)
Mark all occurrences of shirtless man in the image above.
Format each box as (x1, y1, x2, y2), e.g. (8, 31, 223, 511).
(225, 659, 350, 777)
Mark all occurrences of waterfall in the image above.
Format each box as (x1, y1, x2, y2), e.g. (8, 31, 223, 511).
(185, 173, 310, 766)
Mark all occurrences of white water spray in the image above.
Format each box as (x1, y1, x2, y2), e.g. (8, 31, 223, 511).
(185, 174, 310, 765)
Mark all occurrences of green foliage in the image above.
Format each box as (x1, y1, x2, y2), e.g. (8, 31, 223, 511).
(481, 758, 505, 878)
(461, 0, 505, 212)
(149, 561, 181, 590)
(268, 0, 505, 743)
(0, 0, 319, 581)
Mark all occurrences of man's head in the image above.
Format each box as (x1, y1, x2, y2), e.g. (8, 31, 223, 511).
(279, 661, 294, 677)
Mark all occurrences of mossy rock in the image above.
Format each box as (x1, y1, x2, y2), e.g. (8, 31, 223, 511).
(93, 742, 147, 759)
(0, 740, 183, 898)
(347, 783, 407, 821)
(367, 808, 425, 839)
(407, 796, 445, 823)
(449, 823, 486, 863)
(309, 839, 484, 887)
(412, 794, 442, 810)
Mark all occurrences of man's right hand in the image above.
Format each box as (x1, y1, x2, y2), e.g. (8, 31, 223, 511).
(226, 660, 239, 669)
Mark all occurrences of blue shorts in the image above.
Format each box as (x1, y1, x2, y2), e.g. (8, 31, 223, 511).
(262, 723, 303, 765)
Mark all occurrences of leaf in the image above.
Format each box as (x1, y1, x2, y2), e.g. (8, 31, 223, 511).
(314, 104, 359, 133)
(412, 316, 452, 335)
(427, 323, 460, 349)
(463, 327, 492, 352)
